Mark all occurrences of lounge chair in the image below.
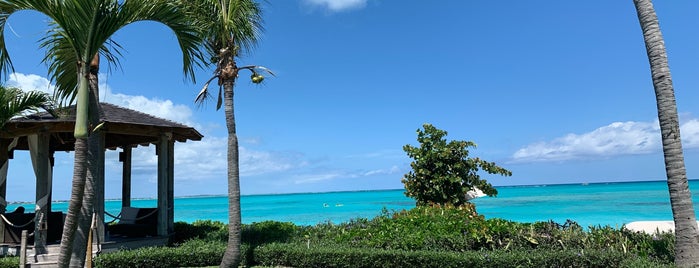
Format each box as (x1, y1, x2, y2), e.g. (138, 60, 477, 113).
(107, 207, 158, 237)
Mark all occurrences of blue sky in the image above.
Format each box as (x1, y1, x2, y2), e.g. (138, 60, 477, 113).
(2, 0, 699, 202)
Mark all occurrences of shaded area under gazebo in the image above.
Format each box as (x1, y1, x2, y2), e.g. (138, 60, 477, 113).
(0, 103, 202, 258)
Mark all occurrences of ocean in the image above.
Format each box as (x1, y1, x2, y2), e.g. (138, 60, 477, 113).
(6, 180, 699, 228)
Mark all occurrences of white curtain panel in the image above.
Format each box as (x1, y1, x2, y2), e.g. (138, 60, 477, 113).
(0, 138, 18, 211)
(28, 135, 52, 212)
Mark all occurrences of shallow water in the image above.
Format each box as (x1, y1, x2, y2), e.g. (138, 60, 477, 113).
(7, 180, 698, 227)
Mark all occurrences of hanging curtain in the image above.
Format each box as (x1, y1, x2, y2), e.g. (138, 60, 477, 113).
(28, 134, 52, 212)
(0, 138, 18, 213)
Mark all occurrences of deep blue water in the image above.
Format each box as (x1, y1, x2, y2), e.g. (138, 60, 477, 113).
(6, 180, 699, 228)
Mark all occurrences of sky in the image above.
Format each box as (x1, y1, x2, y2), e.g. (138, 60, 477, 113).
(2, 0, 699, 202)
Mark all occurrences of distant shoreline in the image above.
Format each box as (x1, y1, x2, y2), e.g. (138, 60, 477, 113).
(7, 178, 696, 204)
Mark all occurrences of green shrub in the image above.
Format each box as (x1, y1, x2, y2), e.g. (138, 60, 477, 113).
(297, 205, 675, 263)
(0, 257, 18, 268)
(241, 221, 300, 265)
(173, 220, 227, 244)
(93, 239, 227, 268)
(254, 243, 674, 268)
(242, 220, 299, 245)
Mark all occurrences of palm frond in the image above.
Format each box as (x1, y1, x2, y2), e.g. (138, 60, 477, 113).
(216, 85, 222, 110)
(181, 0, 264, 65)
(194, 82, 211, 106)
(0, 0, 62, 78)
(0, 85, 53, 127)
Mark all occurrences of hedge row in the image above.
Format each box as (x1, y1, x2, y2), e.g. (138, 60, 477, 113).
(0, 257, 17, 268)
(93, 239, 228, 268)
(254, 243, 674, 268)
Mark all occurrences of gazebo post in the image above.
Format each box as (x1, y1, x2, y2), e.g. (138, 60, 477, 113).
(33, 132, 50, 254)
(95, 132, 106, 242)
(157, 133, 173, 237)
(120, 147, 132, 208)
(167, 139, 174, 234)
(47, 152, 54, 214)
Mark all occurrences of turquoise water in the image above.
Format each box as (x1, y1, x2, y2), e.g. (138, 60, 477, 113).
(7, 180, 699, 228)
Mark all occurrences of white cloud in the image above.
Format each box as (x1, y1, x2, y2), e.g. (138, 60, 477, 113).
(6, 73, 55, 94)
(103, 90, 194, 127)
(7, 72, 308, 183)
(7, 72, 194, 126)
(683, 119, 699, 148)
(303, 0, 368, 12)
(512, 119, 699, 163)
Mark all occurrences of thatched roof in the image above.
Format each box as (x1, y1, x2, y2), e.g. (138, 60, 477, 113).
(1, 103, 203, 151)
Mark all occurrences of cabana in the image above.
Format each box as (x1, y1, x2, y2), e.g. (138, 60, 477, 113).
(0, 103, 202, 257)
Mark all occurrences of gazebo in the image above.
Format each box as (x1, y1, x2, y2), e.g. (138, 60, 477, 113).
(0, 102, 202, 254)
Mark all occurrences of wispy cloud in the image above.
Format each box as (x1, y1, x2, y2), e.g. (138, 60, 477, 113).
(293, 165, 402, 184)
(302, 0, 368, 13)
(512, 119, 699, 163)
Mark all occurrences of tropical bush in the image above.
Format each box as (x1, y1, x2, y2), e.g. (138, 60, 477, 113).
(96, 206, 675, 267)
(402, 124, 511, 206)
(297, 204, 673, 262)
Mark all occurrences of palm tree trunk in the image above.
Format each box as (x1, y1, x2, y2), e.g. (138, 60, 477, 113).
(70, 58, 101, 267)
(57, 67, 92, 267)
(57, 138, 87, 268)
(633, 0, 699, 266)
(220, 72, 242, 268)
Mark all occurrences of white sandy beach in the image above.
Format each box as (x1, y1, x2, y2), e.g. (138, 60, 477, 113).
(625, 221, 699, 234)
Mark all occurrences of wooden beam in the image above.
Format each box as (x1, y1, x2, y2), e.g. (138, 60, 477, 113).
(0, 122, 74, 138)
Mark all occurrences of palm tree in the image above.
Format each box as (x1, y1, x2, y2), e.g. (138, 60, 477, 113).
(0, 1, 203, 267)
(632, 0, 699, 266)
(183, 1, 271, 266)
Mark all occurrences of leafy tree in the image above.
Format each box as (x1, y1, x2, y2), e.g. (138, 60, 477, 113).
(181, 0, 272, 267)
(402, 124, 511, 207)
(632, 0, 699, 266)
